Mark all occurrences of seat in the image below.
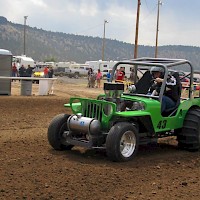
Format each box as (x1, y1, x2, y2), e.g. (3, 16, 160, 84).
(162, 99, 180, 117)
(162, 71, 182, 117)
(135, 71, 152, 94)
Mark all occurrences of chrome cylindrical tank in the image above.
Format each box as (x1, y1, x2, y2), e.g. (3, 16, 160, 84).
(67, 114, 101, 135)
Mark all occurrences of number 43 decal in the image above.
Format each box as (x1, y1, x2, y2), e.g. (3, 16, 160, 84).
(157, 120, 167, 129)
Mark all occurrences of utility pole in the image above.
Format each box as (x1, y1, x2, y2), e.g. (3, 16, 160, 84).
(155, 0, 162, 58)
(102, 20, 108, 61)
(134, 0, 141, 59)
(24, 16, 28, 56)
(133, 0, 141, 84)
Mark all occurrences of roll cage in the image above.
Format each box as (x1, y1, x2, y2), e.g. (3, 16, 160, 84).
(110, 57, 194, 102)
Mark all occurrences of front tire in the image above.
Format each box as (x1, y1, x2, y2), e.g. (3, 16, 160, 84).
(47, 114, 74, 150)
(106, 122, 139, 162)
(177, 108, 200, 151)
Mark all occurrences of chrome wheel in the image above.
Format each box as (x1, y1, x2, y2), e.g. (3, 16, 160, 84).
(106, 122, 139, 162)
(120, 131, 136, 158)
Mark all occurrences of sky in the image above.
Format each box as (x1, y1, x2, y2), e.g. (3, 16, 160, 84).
(1, 0, 200, 47)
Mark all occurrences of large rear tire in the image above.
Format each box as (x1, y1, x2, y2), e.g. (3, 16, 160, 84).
(47, 114, 74, 150)
(177, 108, 200, 151)
(106, 122, 139, 162)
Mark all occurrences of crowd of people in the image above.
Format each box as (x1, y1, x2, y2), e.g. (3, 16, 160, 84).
(11, 63, 33, 78)
(11, 63, 54, 78)
(43, 66, 54, 78)
(87, 66, 135, 88)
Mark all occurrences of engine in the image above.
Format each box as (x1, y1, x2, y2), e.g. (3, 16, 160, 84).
(103, 82, 145, 112)
(103, 82, 124, 111)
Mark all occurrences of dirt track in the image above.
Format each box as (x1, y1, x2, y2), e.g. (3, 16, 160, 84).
(0, 79, 200, 200)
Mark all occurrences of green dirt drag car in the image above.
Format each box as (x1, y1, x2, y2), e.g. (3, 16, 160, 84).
(47, 58, 200, 162)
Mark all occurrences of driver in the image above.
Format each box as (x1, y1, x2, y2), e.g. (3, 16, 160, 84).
(149, 66, 180, 113)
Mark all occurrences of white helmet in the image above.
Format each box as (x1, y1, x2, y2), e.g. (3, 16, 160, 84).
(150, 66, 164, 74)
(128, 85, 136, 93)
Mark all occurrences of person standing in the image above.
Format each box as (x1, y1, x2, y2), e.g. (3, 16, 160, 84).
(43, 66, 49, 78)
(19, 65, 26, 77)
(48, 66, 54, 78)
(106, 70, 112, 82)
(115, 67, 125, 82)
(129, 68, 135, 83)
(88, 68, 95, 88)
(96, 69, 102, 88)
(114, 69, 119, 80)
(26, 65, 33, 77)
(87, 68, 92, 86)
(12, 63, 18, 77)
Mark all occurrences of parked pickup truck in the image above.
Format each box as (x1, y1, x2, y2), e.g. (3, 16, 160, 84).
(64, 64, 89, 78)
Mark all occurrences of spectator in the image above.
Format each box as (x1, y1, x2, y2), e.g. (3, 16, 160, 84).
(114, 69, 119, 80)
(106, 70, 112, 82)
(48, 66, 54, 78)
(12, 63, 18, 77)
(88, 68, 93, 77)
(87, 68, 93, 82)
(115, 67, 125, 82)
(96, 69, 102, 88)
(129, 68, 135, 83)
(19, 65, 26, 77)
(44, 66, 49, 78)
(120, 67, 125, 77)
(88, 68, 96, 88)
(26, 65, 33, 77)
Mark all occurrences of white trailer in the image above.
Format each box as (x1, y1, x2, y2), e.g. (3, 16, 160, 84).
(13, 55, 35, 69)
(85, 60, 116, 78)
(45, 61, 56, 68)
(85, 60, 132, 78)
(85, 60, 116, 71)
(55, 62, 71, 68)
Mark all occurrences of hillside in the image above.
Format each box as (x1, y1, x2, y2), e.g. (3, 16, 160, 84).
(1, 16, 200, 70)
